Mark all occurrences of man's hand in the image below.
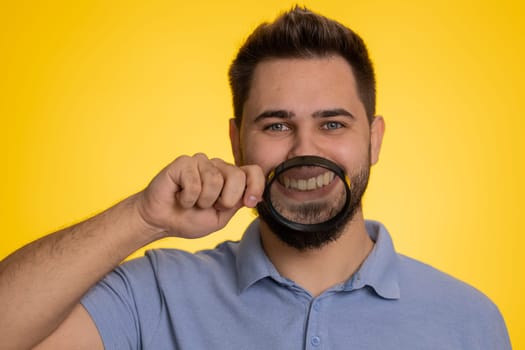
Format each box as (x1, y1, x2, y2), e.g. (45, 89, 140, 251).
(137, 153, 265, 239)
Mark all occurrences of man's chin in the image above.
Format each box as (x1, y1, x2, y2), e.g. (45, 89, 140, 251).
(257, 202, 357, 251)
(272, 202, 338, 226)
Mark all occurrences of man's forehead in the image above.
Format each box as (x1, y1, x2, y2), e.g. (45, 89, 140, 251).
(242, 56, 363, 123)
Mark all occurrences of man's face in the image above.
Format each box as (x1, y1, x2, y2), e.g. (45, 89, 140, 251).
(230, 56, 384, 247)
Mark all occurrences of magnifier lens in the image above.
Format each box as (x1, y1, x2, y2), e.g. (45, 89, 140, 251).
(268, 165, 346, 224)
(259, 156, 351, 233)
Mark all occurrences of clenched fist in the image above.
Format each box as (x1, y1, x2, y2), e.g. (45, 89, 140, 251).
(136, 153, 265, 239)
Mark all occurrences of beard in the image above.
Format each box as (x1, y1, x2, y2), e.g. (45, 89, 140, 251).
(257, 163, 371, 251)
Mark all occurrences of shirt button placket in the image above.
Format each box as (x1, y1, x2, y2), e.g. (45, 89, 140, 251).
(305, 299, 323, 349)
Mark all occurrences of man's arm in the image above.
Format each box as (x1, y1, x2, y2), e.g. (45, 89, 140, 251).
(0, 154, 264, 350)
(32, 304, 104, 350)
(0, 193, 157, 350)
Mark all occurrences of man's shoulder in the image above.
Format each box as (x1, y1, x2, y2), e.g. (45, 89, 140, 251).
(397, 253, 502, 318)
(142, 240, 240, 272)
(85, 240, 242, 308)
(358, 220, 500, 315)
(394, 254, 510, 346)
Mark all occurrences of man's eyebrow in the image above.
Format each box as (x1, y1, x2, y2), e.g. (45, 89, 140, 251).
(254, 110, 296, 122)
(313, 108, 356, 119)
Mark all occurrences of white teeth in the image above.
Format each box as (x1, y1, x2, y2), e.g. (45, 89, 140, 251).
(316, 175, 324, 188)
(324, 172, 331, 184)
(298, 179, 307, 190)
(280, 171, 335, 191)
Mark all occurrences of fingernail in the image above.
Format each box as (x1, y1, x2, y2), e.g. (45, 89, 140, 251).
(246, 195, 258, 208)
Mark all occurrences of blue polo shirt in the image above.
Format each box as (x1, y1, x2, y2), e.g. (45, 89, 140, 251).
(81, 220, 511, 349)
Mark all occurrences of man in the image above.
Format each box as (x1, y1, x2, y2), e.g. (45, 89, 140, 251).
(0, 7, 510, 350)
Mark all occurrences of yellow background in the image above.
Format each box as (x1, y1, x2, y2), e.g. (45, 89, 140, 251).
(2, 0, 523, 347)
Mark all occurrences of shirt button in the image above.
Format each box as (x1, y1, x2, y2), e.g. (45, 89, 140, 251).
(311, 336, 321, 347)
(313, 301, 321, 311)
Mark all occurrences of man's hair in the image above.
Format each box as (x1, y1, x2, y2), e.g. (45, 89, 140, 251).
(228, 6, 376, 127)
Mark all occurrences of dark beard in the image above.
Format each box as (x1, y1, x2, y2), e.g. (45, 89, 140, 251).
(258, 165, 371, 251)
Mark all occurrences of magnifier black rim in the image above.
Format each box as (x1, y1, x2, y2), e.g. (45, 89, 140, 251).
(261, 155, 351, 233)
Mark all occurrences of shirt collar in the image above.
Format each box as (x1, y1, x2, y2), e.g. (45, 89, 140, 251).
(235, 219, 400, 299)
(235, 219, 280, 293)
(346, 220, 400, 299)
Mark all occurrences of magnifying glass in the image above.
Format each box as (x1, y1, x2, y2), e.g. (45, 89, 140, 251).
(256, 155, 352, 233)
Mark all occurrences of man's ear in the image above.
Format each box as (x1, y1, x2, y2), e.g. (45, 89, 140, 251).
(370, 115, 385, 165)
(229, 118, 242, 165)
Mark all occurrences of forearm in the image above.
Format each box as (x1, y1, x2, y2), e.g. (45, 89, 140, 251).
(0, 192, 163, 350)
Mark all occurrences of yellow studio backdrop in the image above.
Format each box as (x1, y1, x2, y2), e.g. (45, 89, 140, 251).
(2, 0, 523, 346)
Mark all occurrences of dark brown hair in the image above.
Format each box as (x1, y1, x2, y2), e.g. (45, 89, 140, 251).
(228, 6, 376, 126)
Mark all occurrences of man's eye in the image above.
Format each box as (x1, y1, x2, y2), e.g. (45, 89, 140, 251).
(265, 123, 290, 131)
(322, 121, 344, 130)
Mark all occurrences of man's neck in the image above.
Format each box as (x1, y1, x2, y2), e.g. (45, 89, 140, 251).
(259, 210, 374, 297)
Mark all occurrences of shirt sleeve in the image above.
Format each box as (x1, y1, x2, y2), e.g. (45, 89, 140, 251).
(479, 301, 513, 350)
(80, 254, 163, 350)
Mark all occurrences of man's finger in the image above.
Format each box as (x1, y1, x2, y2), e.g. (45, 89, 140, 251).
(241, 165, 265, 208)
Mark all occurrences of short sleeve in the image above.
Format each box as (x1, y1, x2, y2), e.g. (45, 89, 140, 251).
(81, 255, 163, 350)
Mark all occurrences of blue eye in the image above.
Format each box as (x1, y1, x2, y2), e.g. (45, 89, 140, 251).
(323, 121, 343, 130)
(265, 123, 290, 131)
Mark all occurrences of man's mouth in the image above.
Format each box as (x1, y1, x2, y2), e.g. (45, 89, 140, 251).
(278, 171, 335, 191)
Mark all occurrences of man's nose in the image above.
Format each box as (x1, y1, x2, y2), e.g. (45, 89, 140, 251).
(288, 129, 321, 158)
